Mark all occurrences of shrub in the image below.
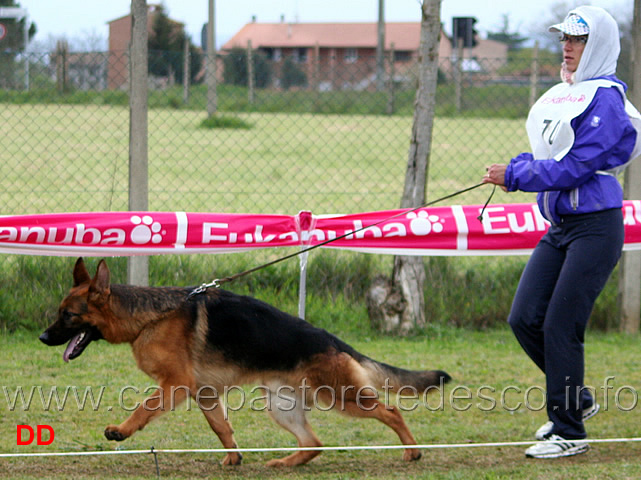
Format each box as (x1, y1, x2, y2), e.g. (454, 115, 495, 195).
(199, 114, 252, 129)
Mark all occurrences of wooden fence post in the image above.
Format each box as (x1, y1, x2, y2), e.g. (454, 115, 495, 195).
(247, 40, 255, 104)
(55, 40, 68, 93)
(206, 0, 217, 117)
(183, 37, 190, 104)
(386, 42, 395, 115)
(529, 41, 539, 108)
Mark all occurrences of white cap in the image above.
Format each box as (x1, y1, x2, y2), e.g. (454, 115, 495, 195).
(549, 13, 590, 36)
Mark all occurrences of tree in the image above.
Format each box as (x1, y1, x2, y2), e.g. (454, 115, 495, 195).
(486, 14, 529, 51)
(281, 57, 307, 90)
(617, 6, 634, 87)
(222, 47, 272, 88)
(366, 0, 442, 334)
(148, 5, 201, 84)
(528, 1, 578, 53)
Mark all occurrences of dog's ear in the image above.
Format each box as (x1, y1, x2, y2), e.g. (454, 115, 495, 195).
(73, 257, 91, 286)
(88, 259, 111, 303)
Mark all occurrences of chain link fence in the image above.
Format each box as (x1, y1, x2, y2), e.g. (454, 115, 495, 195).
(1, 48, 572, 218)
(0, 45, 635, 331)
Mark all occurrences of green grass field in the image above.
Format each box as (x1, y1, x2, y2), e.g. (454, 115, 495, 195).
(1, 328, 640, 479)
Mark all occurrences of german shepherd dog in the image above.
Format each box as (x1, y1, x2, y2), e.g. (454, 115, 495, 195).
(40, 258, 450, 467)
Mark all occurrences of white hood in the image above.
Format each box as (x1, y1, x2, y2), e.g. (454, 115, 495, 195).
(567, 6, 620, 83)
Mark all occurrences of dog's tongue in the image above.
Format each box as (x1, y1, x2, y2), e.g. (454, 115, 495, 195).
(63, 332, 84, 363)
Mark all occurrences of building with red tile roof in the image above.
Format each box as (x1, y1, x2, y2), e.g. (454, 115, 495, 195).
(221, 20, 508, 90)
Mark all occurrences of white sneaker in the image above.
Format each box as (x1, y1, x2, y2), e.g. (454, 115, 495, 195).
(525, 434, 589, 459)
(535, 403, 600, 440)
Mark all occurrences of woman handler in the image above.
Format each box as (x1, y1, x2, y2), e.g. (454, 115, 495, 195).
(483, 6, 641, 458)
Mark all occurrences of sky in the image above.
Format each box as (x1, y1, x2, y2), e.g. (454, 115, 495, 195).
(14, 0, 631, 51)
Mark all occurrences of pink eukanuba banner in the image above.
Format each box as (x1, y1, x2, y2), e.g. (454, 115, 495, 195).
(1, 202, 640, 257)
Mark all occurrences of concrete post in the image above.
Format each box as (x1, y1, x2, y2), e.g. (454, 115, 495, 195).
(127, 0, 149, 286)
(619, 0, 641, 333)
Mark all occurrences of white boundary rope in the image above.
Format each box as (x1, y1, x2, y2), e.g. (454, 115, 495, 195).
(2, 437, 641, 458)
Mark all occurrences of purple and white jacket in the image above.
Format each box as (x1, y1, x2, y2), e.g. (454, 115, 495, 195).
(504, 6, 641, 225)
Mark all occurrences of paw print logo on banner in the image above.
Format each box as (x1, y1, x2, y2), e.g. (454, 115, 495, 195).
(407, 211, 444, 236)
(130, 215, 164, 245)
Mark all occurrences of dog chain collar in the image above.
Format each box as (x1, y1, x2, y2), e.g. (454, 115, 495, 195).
(187, 279, 222, 298)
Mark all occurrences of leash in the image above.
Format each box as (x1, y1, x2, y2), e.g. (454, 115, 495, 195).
(187, 182, 496, 298)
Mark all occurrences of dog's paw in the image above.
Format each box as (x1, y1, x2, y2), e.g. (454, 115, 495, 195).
(266, 458, 288, 468)
(221, 452, 243, 466)
(104, 425, 128, 442)
(403, 448, 422, 462)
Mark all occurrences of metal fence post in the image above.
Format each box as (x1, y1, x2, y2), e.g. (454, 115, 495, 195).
(127, 0, 149, 286)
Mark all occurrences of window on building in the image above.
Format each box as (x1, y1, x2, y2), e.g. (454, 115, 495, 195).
(344, 48, 358, 64)
(262, 47, 282, 62)
(394, 51, 412, 62)
(294, 48, 307, 63)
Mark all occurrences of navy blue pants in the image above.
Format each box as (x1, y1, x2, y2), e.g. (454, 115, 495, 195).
(508, 208, 624, 439)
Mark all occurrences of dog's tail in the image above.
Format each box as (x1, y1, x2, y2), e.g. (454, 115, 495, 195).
(360, 357, 451, 392)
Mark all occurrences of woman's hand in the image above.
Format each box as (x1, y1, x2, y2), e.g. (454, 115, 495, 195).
(483, 164, 508, 191)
